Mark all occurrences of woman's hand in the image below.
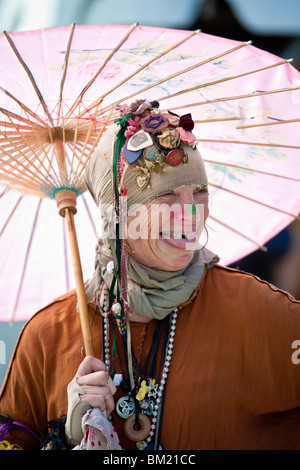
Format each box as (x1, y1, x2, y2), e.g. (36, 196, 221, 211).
(65, 356, 116, 445)
(76, 356, 116, 415)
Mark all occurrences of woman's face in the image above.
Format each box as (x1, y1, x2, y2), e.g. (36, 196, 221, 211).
(125, 185, 209, 271)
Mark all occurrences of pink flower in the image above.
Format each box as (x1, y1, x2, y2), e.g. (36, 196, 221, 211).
(124, 116, 140, 138)
(176, 126, 196, 144)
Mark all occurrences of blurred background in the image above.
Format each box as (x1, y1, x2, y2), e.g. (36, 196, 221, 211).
(0, 0, 299, 385)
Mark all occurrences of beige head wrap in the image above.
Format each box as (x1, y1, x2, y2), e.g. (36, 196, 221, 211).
(85, 121, 208, 213)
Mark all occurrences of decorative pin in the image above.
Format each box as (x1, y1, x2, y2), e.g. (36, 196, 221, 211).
(133, 165, 151, 190)
(165, 149, 183, 166)
(143, 145, 162, 162)
(123, 145, 142, 164)
(136, 173, 150, 190)
(140, 114, 169, 133)
(163, 113, 180, 127)
(127, 130, 153, 151)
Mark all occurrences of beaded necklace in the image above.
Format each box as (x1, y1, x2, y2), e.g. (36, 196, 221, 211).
(101, 286, 177, 450)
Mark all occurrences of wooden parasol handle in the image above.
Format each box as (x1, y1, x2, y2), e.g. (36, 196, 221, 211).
(65, 208, 95, 356)
(55, 189, 94, 357)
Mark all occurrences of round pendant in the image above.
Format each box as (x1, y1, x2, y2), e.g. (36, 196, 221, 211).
(116, 395, 135, 419)
(141, 400, 155, 416)
(124, 414, 151, 442)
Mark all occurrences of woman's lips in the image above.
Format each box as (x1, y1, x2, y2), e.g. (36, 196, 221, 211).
(159, 232, 197, 249)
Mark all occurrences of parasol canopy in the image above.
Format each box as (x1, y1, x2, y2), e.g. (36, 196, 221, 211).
(0, 187, 101, 322)
(0, 23, 299, 348)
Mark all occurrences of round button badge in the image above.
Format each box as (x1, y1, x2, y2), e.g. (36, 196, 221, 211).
(143, 145, 161, 162)
(165, 149, 183, 166)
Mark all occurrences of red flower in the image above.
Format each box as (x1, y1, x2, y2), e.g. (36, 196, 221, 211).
(179, 114, 194, 131)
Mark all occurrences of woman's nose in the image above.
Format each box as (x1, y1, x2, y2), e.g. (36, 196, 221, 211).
(176, 190, 198, 219)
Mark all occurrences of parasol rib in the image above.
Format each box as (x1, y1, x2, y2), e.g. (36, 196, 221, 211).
(0, 124, 54, 183)
(204, 159, 300, 182)
(0, 106, 47, 129)
(163, 85, 300, 113)
(65, 22, 139, 121)
(57, 23, 76, 121)
(208, 215, 267, 251)
(0, 88, 50, 127)
(69, 104, 81, 172)
(237, 117, 300, 129)
(81, 193, 99, 239)
(197, 138, 300, 150)
(0, 111, 62, 180)
(79, 28, 200, 117)
(72, 102, 110, 176)
(0, 194, 23, 237)
(157, 59, 293, 104)
(0, 172, 41, 194)
(209, 182, 300, 219)
(194, 117, 240, 124)
(0, 186, 9, 198)
(0, 145, 49, 187)
(82, 40, 252, 118)
(77, 107, 115, 177)
(74, 116, 96, 176)
(3, 31, 54, 127)
(0, 109, 55, 171)
(0, 121, 41, 132)
(10, 198, 43, 324)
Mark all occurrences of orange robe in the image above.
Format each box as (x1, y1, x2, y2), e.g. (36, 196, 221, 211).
(1, 265, 300, 450)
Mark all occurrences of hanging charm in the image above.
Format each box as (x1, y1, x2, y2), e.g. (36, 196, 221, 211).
(124, 414, 151, 442)
(111, 302, 127, 335)
(140, 400, 155, 416)
(116, 395, 135, 419)
(102, 291, 179, 451)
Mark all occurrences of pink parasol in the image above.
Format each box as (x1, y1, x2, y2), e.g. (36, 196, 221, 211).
(0, 24, 299, 353)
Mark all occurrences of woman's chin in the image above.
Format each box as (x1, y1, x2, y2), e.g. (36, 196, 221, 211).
(156, 237, 196, 270)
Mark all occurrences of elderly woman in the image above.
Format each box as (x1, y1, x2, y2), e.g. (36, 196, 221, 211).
(1, 100, 300, 450)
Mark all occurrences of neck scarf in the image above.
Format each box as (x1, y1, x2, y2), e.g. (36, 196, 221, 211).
(85, 241, 219, 320)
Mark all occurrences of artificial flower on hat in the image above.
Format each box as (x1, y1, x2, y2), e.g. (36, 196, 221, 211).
(176, 113, 196, 144)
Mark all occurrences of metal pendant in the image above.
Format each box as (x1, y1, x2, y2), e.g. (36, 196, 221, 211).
(116, 395, 135, 419)
(140, 399, 155, 416)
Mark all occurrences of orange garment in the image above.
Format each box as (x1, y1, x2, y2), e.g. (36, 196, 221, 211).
(1, 265, 300, 450)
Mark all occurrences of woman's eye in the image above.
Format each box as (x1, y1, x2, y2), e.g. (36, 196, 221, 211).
(194, 190, 208, 198)
(156, 192, 174, 200)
